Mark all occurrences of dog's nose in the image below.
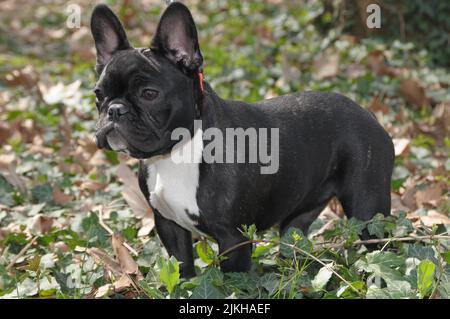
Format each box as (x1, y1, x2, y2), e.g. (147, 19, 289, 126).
(107, 104, 129, 121)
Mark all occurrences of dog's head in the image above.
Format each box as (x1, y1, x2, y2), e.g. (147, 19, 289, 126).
(90, 2, 203, 158)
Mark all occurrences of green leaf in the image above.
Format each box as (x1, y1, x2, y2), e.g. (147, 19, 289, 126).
(394, 212, 413, 236)
(441, 251, 450, 264)
(259, 272, 278, 297)
(417, 259, 435, 298)
(252, 243, 273, 258)
(366, 281, 414, 299)
(196, 240, 216, 265)
(158, 256, 180, 294)
(407, 244, 437, 263)
(280, 228, 312, 258)
(367, 213, 385, 239)
(31, 183, 53, 203)
(190, 276, 225, 299)
(311, 264, 333, 291)
(240, 224, 257, 240)
(355, 251, 405, 288)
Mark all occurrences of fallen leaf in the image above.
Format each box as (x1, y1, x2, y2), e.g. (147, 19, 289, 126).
(137, 217, 155, 237)
(401, 184, 417, 211)
(52, 241, 69, 253)
(393, 138, 410, 157)
(86, 247, 122, 277)
(94, 284, 113, 298)
(398, 79, 429, 108)
(391, 193, 411, 212)
(0, 154, 26, 193)
(28, 214, 54, 235)
(420, 210, 450, 227)
(369, 96, 389, 114)
(52, 186, 74, 204)
(111, 233, 143, 280)
(4, 65, 39, 89)
(95, 274, 133, 298)
(366, 50, 397, 77)
(313, 52, 339, 80)
(345, 63, 366, 79)
(415, 185, 443, 208)
(80, 181, 106, 192)
(116, 161, 153, 219)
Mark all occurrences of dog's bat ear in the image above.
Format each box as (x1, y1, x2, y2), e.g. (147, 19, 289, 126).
(90, 4, 131, 74)
(151, 2, 203, 76)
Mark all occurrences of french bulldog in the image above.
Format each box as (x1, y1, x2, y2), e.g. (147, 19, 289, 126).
(90, 2, 394, 278)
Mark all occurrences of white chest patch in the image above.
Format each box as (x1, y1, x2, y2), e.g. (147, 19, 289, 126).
(145, 128, 203, 233)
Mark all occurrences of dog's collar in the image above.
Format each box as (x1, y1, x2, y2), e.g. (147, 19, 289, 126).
(198, 72, 204, 93)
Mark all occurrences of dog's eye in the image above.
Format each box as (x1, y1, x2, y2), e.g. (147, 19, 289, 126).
(94, 89, 105, 103)
(141, 89, 158, 101)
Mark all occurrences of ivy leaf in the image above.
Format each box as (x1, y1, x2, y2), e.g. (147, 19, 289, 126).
(311, 264, 333, 291)
(440, 251, 450, 264)
(31, 183, 53, 203)
(417, 259, 436, 298)
(355, 251, 405, 288)
(394, 212, 413, 237)
(158, 256, 180, 294)
(280, 227, 312, 258)
(407, 244, 437, 264)
(367, 213, 385, 239)
(196, 240, 216, 265)
(367, 280, 413, 299)
(259, 272, 279, 297)
(190, 276, 224, 299)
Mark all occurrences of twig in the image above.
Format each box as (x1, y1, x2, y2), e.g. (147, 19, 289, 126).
(6, 236, 38, 271)
(317, 235, 450, 249)
(98, 207, 138, 256)
(218, 239, 362, 295)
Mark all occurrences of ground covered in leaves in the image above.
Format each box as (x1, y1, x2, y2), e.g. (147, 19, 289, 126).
(0, 0, 449, 299)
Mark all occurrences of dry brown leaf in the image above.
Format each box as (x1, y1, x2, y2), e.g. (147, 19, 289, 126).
(80, 180, 106, 192)
(366, 50, 397, 77)
(86, 247, 123, 277)
(0, 122, 12, 145)
(368, 96, 389, 114)
(116, 161, 153, 219)
(4, 65, 39, 89)
(0, 154, 26, 193)
(28, 214, 54, 235)
(415, 185, 443, 208)
(52, 186, 74, 205)
(391, 192, 411, 212)
(95, 274, 133, 298)
(345, 63, 366, 79)
(111, 233, 143, 280)
(398, 79, 429, 108)
(313, 52, 339, 80)
(401, 185, 417, 211)
(137, 217, 155, 237)
(419, 210, 450, 227)
(393, 138, 410, 157)
(52, 241, 69, 253)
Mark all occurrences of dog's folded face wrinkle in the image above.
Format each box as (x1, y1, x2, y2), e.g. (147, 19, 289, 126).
(94, 121, 114, 149)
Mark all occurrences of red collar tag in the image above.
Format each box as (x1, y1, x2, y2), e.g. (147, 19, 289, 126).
(199, 72, 204, 92)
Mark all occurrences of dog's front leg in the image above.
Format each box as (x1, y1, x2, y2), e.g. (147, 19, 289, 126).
(217, 232, 252, 273)
(154, 210, 196, 278)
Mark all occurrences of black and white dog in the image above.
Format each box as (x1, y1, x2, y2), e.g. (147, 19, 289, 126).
(90, 2, 394, 277)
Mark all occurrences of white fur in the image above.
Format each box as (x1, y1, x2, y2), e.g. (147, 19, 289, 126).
(146, 128, 203, 233)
